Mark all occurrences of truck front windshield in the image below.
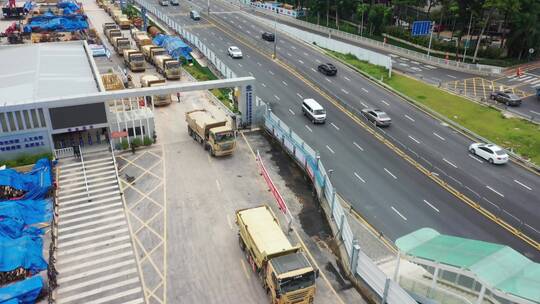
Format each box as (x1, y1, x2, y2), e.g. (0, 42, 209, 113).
(132, 55, 144, 62)
(278, 271, 315, 294)
(155, 51, 166, 57)
(215, 132, 234, 142)
(166, 62, 180, 69)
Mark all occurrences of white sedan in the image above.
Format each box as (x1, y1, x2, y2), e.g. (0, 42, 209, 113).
(228, 46, 243, 58)
(469, 143, 509, 164)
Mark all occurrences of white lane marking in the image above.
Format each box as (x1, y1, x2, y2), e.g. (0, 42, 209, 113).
(326, 145, 335, 154)
(514, 180, 532, 191)
(215, 179, 221, 192)
(423, 200, 440, 212)
(269, 70, 275, 75)
(257, 62, 262, 66)
(399, 57, 409, 61)
(443, 158, 458, 168)
(344, 76, 351, 81)
(468, 154, 484, 163)
(531, 110, 540, 116)
(291, 46, 296, 50)
(246, 30, 251, 34)
(298, 59, 304, 64)
(360, 102, 369, 108)
(433, 132, 445, 141)
(446, 74, 457, 79)
(238, 63, 243, 67)
(249, 72, 254, 76)
(341, 88, 349, 94)
(486, 186, 504, 197)
(391, 206, 407, 221)
(404, 114, 415, 122)
(330, 122, 340, 130)
(380, 100, 390, 106)
(282, 81, 288, 86)
(408, 135, 420, 144)
(211, 42, 215, 46)
(315, 59, 321, 63)
(288, 109, 295, 115)
(354, 172, 366, 183)
(287, 52, 292, 57)
(353, 142, 364, 151)
(384, 168, 397, 179)
(305, 125, 313, 132)
(311, 67, 316, 72)
(261, 83, 266, 87)
(303, 52, 308, 56)
(274, 95, 280, 101)
(361, 88, 369, 93)
(296, 93, 303, 99)
(325, 78, 332, 83)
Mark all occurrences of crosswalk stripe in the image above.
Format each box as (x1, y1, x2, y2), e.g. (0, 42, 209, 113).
(58, 235, 131, 256)
(120, 298, 144, 304)
(58, 227, 129, 249)
(59, 176, 117, 190)
(60, 196, 121, 212)
(58, 209, 123, 226)
(60, 190, 120, 206)
(60, 185, 119, 200)
(58, 251, 133, 273)
(57, 268, 137, 294)
(57, 259, 135, 283)
(59, 221, 127, 240)
(60, 160, 113, 172)
(60, 203, 122, 218)
(58, 243, 132, 265)
(59, 277, 139, 303)
(524, 77, 538, 83)
(83, 288, 142, 304)
(60, 167, 114, 179)
(57, 214, 125, 233)
(59, 179, 118, 194)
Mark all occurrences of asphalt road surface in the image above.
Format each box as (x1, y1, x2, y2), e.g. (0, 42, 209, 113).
(145, 0, 540, 261)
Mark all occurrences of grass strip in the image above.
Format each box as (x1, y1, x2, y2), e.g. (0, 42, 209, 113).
(325, 50, 540, 165)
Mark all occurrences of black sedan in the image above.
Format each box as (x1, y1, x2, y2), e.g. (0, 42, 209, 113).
(489, 91, 522, 106)
(262, 32, 275, 42)
(317, 63, 337, 76)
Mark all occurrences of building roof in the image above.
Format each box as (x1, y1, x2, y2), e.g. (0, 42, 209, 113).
(396, 228, 540, 303)
(0, 41, 99, 107)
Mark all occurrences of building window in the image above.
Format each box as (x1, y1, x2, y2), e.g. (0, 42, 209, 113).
(15, 111, 24, 130)
(23, 110, 32, 129)
(30, 109, 39, 128)
(0, 113, 8, 132)
(38, 108, 46, 128)
(7, 112, 16, 131)
(124, 126, 145, 137)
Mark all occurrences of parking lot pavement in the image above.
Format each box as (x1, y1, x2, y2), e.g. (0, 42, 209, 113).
(117, 84, 364, 303)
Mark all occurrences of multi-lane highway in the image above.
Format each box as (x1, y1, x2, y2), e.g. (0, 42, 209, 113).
(144, 0, 539, 260)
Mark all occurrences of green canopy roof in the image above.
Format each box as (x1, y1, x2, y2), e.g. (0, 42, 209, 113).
(396, 228, 540, 303)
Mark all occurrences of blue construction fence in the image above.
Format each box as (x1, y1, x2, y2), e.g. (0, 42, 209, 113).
(0, 159, 54, 303)
(263, 110, 416, 304)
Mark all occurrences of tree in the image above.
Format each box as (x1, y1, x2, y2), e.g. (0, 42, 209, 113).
(506, 0, 540, 59)
(367, 4, 392, 35)
(356, 2, 368, 35)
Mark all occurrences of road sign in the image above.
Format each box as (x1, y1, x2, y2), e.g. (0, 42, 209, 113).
(412, 21, 432, 36)
(529, 48, 535, 54)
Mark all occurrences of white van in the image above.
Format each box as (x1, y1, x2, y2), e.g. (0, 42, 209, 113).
(302, 99, 326, 124)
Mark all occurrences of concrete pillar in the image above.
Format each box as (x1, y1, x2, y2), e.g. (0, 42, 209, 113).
(350, 240, 360, 273)
(429, 265, 440, 297)
(392, 251, 401, 282)
(381, 278, 390, 304)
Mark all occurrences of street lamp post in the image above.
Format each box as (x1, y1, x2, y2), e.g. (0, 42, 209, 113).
(463, 10, 473, 63)
(207, 0, 210, 15)
(273, 10, 277, 59)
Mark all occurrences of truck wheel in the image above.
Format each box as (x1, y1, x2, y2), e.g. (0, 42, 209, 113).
(238, 235, 246, 251)
(210, 147, 215, 157)
(188, 127, 192, 136)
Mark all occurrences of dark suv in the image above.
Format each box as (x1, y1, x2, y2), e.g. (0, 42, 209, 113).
(489, 91, 522, 106)
(317, 63, 337, 76)
(261, 32, 275, 42)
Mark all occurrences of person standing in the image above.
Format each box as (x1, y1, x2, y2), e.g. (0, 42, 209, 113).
(177, 92, 181, 103)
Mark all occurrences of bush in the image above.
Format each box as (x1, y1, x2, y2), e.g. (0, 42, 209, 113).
(143, 136, 153, 146)
(131, 138, 142, 147)
(0, 153, 53, 168)
(121, 139, 129, 150)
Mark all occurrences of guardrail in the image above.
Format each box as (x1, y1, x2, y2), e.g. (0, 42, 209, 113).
(240, 2, 502, 76)
(263, 107, 416, 304)
(53, 147, 74, 159)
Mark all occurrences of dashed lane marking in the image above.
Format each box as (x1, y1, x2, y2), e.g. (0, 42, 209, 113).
(486, 186, 504, 197)
(353, 142, 364, 151)
(384, 168, 397, 179)
(305, 125, 313, 132)
(354, 172, 366, 183)
(404, 114, 415, 122)
(433, 132, 445, 141)
(391, 207, 407, 221)
(326, 145, 335, 154)
(443, 158, 458, 168)
(423, 200, 440, 212)
(514, 180, 532, 191)
(330, 122, 340, 130)
(288, 109, 295, 115)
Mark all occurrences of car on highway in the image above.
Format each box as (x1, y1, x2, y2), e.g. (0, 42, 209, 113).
(489, 91, 522, 106)
(361, 109, 391, 127)
(228, 46, 243, 58)
(317, 63, 337, 76)
(302, 98, 326, 124)
(159, 0, 169, 6)
(190, 10, 200, 20)
(261, 32, 275, 42)
(170, 0, 179, 5)
(469, 143, 509, 164)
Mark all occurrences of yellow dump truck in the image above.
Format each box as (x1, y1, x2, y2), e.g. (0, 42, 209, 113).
(132, 30, 152, 48)
(123, 49, 145, 72)
(112, 36, 130, 54)
(106, 29, 122, 42)
(102, 22, 118, 35)
(185, 109, 236, 156)
(117, 15, 131, 30)
(140, 74, 172, 106)
(153, 55, 180, 80)
(236, 205, 317, 304)
(141, 45, 165, 62)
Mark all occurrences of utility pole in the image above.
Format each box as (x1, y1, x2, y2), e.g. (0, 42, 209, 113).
(463, 10, 473, 63)
(427, 21, 434, 57)
(273, 10, 277, 59)
(207, 0, 210, 15)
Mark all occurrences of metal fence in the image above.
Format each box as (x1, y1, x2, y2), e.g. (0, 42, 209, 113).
(263, 107, 416, 304)
(244, 3, 502, 75)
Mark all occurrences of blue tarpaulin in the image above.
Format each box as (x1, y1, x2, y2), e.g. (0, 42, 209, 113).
(0, 158, 53, 201)
(0, 234, 47, 274)
(0, 276, 43, 304)
(0, 199, 52, 239)
(23, 11, 88, 33)
(23, 1, 34, 12)
(152, 34, 192, 60)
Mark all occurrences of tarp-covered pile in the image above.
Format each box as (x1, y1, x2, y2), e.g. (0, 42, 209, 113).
(0, 158, 53, 303)
(24, 11, 88, 33)
(57, 0, 81, 15)
(153, 34, 193, 60)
